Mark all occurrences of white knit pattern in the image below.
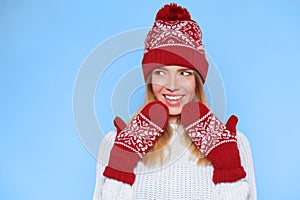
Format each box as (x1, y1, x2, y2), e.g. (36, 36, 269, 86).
(144, 20, 204, 53)
(93, 126, 257, 200)
(114, 113, 164, 158)
(185, 112, 237, 156)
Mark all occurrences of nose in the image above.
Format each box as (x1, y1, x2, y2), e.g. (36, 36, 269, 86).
(165, 74, 180, 92)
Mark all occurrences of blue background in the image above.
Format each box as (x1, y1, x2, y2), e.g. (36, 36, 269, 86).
(1, 0, 300, 199)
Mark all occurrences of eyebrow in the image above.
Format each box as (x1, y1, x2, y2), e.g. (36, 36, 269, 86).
(178, 68, 193, 71)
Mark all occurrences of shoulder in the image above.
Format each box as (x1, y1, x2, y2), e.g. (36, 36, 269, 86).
(236, 130, 254, 166)
(99, 130, 117, 151)
(96, 130, 117, 165)
(103, 130, 117, 144)
(236, 131, 252, 150)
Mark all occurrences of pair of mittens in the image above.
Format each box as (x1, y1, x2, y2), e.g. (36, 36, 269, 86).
(104, 101, 246, 185)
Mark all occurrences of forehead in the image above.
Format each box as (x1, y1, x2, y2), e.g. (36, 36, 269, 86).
(158, 65, 192, 71)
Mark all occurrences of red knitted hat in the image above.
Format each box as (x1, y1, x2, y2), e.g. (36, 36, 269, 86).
(142, 3, 209, 83)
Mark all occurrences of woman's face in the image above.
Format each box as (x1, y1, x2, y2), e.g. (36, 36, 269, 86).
(151, 65, 197, 116)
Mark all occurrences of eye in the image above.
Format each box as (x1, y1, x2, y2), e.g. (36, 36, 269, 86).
(181, 71, 193, 76)
(153, 70, 166, 76)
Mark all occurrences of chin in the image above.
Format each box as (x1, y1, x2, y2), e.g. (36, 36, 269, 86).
(168, 107, 182, 115)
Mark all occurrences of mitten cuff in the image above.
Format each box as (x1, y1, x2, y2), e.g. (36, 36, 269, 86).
(207, 142, 246, 184)
(103, 166, 136, 185)
(212, 166, 246, 184)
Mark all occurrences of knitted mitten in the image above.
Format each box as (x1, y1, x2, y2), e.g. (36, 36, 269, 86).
(181, 102, 246, 184)
(103, 101, 169, 185)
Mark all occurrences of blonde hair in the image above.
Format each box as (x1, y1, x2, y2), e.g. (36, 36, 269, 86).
(140, 70, 211, 166)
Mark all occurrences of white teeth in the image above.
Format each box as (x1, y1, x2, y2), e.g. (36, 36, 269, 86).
(164, 95, 183, 100)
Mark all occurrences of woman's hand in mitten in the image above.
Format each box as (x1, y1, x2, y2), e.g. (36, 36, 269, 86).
(181, 102, 246, 184)
(103, 101, 169, 185)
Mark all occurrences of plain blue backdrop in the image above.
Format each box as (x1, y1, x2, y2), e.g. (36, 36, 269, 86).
(1, 0, 300, 199)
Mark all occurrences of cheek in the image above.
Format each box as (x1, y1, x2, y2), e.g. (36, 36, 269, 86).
(182, 79, 196, 97)
(151, 84, 163, 99)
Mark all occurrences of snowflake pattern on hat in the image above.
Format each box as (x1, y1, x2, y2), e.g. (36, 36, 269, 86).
(145, 20, 204, 53)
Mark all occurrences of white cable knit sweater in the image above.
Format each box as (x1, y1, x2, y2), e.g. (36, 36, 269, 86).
(93, 124, 256, 200)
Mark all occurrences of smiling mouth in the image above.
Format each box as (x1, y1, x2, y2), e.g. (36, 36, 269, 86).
(163, 95, 184, 101)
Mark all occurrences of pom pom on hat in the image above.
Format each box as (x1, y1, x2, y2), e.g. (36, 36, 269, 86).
(155, 3, 191, 21)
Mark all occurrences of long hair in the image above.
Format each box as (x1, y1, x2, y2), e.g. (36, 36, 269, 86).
(141, 70, 211, 166)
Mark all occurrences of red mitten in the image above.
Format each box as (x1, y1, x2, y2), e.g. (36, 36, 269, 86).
(103, 101, 169, 185)
(181, 102, 246, 184)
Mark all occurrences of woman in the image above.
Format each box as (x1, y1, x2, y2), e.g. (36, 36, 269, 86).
(93, 3, 256, 199)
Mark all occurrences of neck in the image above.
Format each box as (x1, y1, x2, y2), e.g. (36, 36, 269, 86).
(168, 115, 180, 124)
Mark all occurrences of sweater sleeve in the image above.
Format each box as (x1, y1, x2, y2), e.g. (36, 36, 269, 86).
(92, 130, 133, 200)
(213, 131, 257, 200)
